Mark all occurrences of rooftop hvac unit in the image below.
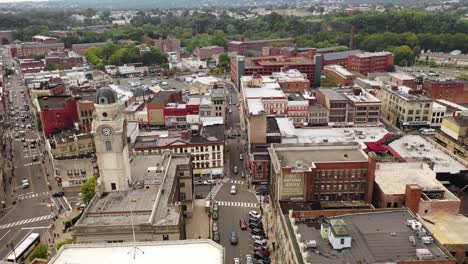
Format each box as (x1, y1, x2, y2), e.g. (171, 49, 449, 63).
(416, 248, 433, 260)
(422, 236, 434, 245)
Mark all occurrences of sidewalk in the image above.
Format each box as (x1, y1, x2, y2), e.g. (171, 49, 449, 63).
(261, 201, 278, 264)
(185, 199, 210, 239)
(42, 207, 81, 256)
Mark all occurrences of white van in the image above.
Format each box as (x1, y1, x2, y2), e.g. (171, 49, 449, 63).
(22, 179, 30, 188)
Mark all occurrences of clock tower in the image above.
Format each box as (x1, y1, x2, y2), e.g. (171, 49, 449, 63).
(91, 88, 131, 193)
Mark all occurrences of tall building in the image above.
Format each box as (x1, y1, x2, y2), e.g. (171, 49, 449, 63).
(435, 116, 468, 163)
(91, 88, 131, 193)
(347, 52, 394, 75)
(153, 37, 181, 53)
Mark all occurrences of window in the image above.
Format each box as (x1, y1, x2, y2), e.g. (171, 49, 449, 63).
(387, 202, 391, 208)
(111, 183, 116, 190)
(179, 182, 185, 188)
(105, 141, 112, 151)
(340, 238, 345, 245)
(163, 235, 169, 240)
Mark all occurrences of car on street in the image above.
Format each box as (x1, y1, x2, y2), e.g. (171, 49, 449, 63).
(213, 221, 219, 233)
(229, 109, 232, 114)
(23, 142, 28, 148)
(233, 166, 238, 174)
(256, 258, 271, 264)
(249, 210, 261, 220)
(52, 191, 65, 197)
(21, 137, 25, 142)
(213, 231, 220, 243)
(233, 258, 240, 264)
(30, 143, 36, 149)
(239, 154, 244, 160)
(245, 255, 253, 264)
(230, 231, 238, 245)
(253, 251, 269, 261)
(32, 155, 38, 162)
(230, 185, 237, 195)
(22, 179, 29, 188)
(239, 218, 248, 230)
(213, 210, 218, 220)
(213, 202, 219, 212)
(241, 171, 245, 178)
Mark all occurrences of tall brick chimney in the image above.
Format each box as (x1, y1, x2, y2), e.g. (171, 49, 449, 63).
(405, 184, 423, 214)
(349, 25, 356, 50)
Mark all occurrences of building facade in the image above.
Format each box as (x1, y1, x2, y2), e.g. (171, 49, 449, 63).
(38, 96, 80, 138)
(423, 80, 468, 104)
(347, 52, 394, 75)
(228, 38, 295, 55)
(435, 116, 468, 163)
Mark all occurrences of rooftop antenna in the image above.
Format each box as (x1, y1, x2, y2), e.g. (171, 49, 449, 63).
(127, 198, 144, 260)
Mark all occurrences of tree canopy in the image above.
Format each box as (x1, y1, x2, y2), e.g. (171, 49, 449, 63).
(81, 176, 96, 204)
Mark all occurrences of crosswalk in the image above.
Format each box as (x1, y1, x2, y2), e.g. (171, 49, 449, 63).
(14, 138, 37, 142)
(206, 184, 223, 200)
(215, 200, 258, 208)
(23, 161, 41, 167)
(229, 180, 246, 185)
(18, 191, 48, 200)
(0, 214, 54, 230)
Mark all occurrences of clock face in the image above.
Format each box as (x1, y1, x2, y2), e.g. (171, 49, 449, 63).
(101, 127, 112, 136)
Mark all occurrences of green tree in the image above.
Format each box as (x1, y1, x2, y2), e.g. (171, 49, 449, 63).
(81, 176, 96, 204)
(45, 64, 63, 71)
(391, 45, 415, 66)
(29, 243, 48, 261)
(56, 239, 73, 250)
(218, 53, 230, 70)
(456, 74, 468, 81)
(32, 54, 45, 60)
(142, 48, 168, 66)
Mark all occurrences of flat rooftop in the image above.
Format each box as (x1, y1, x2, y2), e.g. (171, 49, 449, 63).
(48, 240, 224, 264)
(318, 88, 346, 101)
(344, 92, 381, 103)
(419, 214, 468, 245)
(323, 49, 362, 61)
(277, 118, 390, 149)
(38, 95, 72, 110)
(271, 143, 368, 168)
(354, 51, 392, 58)
(375, 162, 445, 195)
(389, 72, 415, 81)
(324, 65, 354, 77)
(247, 99, 265, 115)
(389, 135, 465, 174)
(293, 210, 452, 263)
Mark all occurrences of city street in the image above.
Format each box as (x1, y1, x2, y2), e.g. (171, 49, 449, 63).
(0, 48, 63, 262)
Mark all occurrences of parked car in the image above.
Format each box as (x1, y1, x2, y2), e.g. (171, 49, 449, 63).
(249, 210, 261, 220)
(253, 238, 267, 247)
(253, 251, 269, 261)
(252, 235, 264, 241)
(239, 154, 244, 160)
(256, 258, 271, 264)
(250, 221, 263, 230)
(52, 191, 65, 197)
(31, 155, 38, 162)
(255, 246, 270, 256)
(239, 219, 248, 230)
(230, 231, 238, 245)
(213, 221, 219, 233)
(22, 179, 29, 188)
(241, 171, 245, 178)
(213, 210, 219, 220)
(233, 166, 238, 174)
(213, 231, 220, 243)
(233, 258, 240, 264)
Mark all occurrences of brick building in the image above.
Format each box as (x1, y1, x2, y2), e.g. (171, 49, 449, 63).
(373, 162, 460, 215)
(45, 50, 84, 69)
(153, 37, 181, 53)
(19, 59, 45, 74)
(196, 46, 224, 60)
(72, 89, 96, 132)
(323, 65, 356, 86)
(435, 116, 468, 163)
(316, 89, 349, 123)
(344, 92, 381, 124)
(231, 55, 320, 87)
(227, 38, 295, 56)
(422, 80, 468, 104)
(347, 52, 394, 75)
(12, 42, 65, 58)
(268, 143, 376, 204)
(271, 69, 310, 92)
(38, 96, 79, 138)
(389, 72, 417, 89)
(147, 90, 183, 128)
(322, 49, 363, 69)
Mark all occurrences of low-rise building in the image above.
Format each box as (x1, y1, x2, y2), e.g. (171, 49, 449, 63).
(344, 91, 381, 124)
(430, 101, 446, 127)
(37, 95, 80, 138)
(271, 69, 310, 92)
(435, 116, 468, 163)
(321, 49, 362, 68)
(47, 130, 97, 188)
(241, 75, 288, 116)
(196, 46, 224, 60)
(11, 42, 65, 58)
(48, 240, 224, 264)
(373, 162, 460, 215)
(324, 65, 356, 86)
(378, 86, 433, 130)
(423, 80, 468, 104)
(268, 142, 376, 205)
(147, 90, 183, 128)
(316, 88, 349, 123)
(153, 37, 181, 53)
(389, 72, 417, 89)
(347, 51, 394, 75)
(133, 125, 224, 177)
(279, 209, 455, 264)
(45, 50, 84, 69)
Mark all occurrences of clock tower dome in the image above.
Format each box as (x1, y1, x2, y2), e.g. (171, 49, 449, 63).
(91, 88, 131, 193)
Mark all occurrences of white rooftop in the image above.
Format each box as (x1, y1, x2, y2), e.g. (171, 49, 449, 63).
(247, 99, 265, 115)
(325, 65, 354, 77)
(389, 135, 465, 174)
(277, 118, 389, 149)
(355, 51, 392, 58)
(271, 69, 308, 81)
(389, 72, 415, 81)
(344, 92, 381, 103)
(432, 101, 447, 111)
(241, 76, 286, 99)
(192, 76, 220, 85)
(109, 84, 133, 103)
(48, 240, 224, 264)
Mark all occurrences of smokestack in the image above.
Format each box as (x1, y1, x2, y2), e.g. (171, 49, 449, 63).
(349, 25, 356, 50)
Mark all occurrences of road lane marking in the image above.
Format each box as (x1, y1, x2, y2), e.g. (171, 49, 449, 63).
(0, 214, 54, 230)
(215, 200, 258, 208)
(0, 230, 11, 241)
